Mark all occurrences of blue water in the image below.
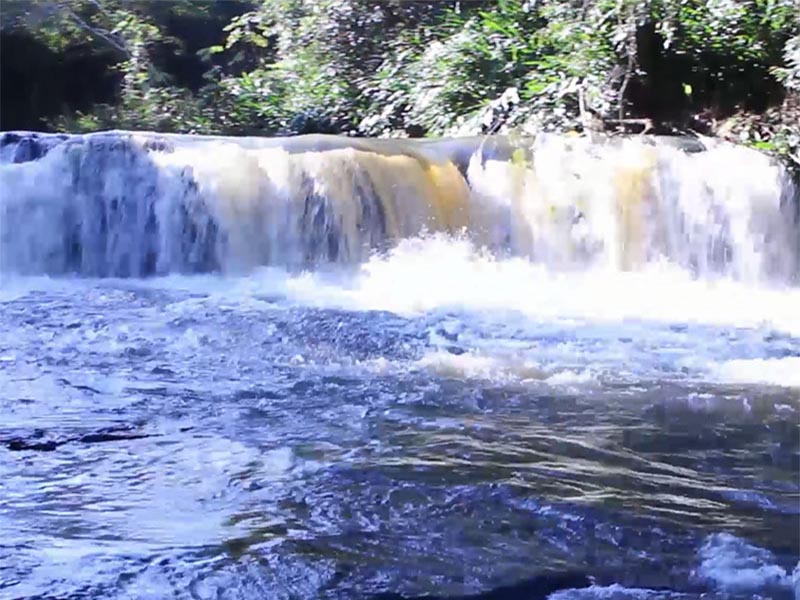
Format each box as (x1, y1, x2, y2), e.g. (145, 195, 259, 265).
(1, 266, 797, 599)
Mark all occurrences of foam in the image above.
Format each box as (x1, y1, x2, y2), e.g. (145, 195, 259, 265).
(270, 235, 800, 335)
(710, 357, 800, 388)
(695, 532, 793, 592)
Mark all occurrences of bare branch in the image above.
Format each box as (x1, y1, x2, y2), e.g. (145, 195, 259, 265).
(63, 7, 129, 57)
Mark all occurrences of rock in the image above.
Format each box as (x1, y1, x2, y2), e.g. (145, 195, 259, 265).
(0, 131, 70, 163)
(2, 424, 155, 452)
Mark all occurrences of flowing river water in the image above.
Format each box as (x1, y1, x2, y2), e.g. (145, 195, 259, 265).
(0, 131, 798, 599)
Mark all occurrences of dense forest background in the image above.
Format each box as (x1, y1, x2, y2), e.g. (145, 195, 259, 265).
(1, 0, 798, 162)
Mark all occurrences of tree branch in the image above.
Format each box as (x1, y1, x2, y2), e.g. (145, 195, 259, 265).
(64, 7, 129, 57)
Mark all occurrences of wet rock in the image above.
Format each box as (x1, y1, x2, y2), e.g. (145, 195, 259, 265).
(2, 424, 155, 452)
(0, 131, 70, 163)
(77, 430, 151, 444)
(6, 438, 59, 452)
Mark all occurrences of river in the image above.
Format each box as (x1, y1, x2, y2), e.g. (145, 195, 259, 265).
(0, 131, 798, 599)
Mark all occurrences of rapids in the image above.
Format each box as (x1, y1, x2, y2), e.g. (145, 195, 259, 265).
(0, 131, 798, 599)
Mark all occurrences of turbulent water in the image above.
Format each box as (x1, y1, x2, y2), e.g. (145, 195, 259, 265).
(0, 131, 798, 600)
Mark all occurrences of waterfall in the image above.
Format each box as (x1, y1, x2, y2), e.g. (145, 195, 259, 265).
(1, 130, 797, 283)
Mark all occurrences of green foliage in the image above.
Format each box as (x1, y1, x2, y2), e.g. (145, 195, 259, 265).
(775, 32, 800, 91)
(649, 0, 797, 97)
(3, 0, 233, 133)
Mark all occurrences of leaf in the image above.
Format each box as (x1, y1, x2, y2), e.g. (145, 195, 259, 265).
(752, 140, 775, 151)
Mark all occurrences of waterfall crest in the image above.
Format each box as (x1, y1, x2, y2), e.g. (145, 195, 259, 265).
(1, 130, 797, 283)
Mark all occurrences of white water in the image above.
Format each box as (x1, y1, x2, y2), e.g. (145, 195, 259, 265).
(710, 357, 800, 388)
(1, 132, 798, 599)
(695, 533, 799, 594)
(3, 233, 799, 392)
(1, 131, 797, 282)
(547, 533, 800, 598)
(1, 131, 798, 413)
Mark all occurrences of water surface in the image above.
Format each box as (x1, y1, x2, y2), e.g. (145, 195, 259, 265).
(2, 242, 798, 599)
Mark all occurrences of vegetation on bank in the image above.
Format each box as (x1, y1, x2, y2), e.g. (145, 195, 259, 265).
(1, 0, 798, 166)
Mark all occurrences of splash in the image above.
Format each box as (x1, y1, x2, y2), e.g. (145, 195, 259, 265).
(710, 357, 800, 388)
(695, 533, 796, 593)
(270, 234, 800, 336)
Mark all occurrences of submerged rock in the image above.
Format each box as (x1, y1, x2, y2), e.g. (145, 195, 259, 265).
(3, 424, 154, 452)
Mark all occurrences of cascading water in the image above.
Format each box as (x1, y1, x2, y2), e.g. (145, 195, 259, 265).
(1, 130, 798, 600)
(2, 130, 797, 283)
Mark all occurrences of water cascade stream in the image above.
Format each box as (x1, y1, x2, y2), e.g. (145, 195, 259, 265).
(2, 131, 797, 282)
(1, 130, 798, 600)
